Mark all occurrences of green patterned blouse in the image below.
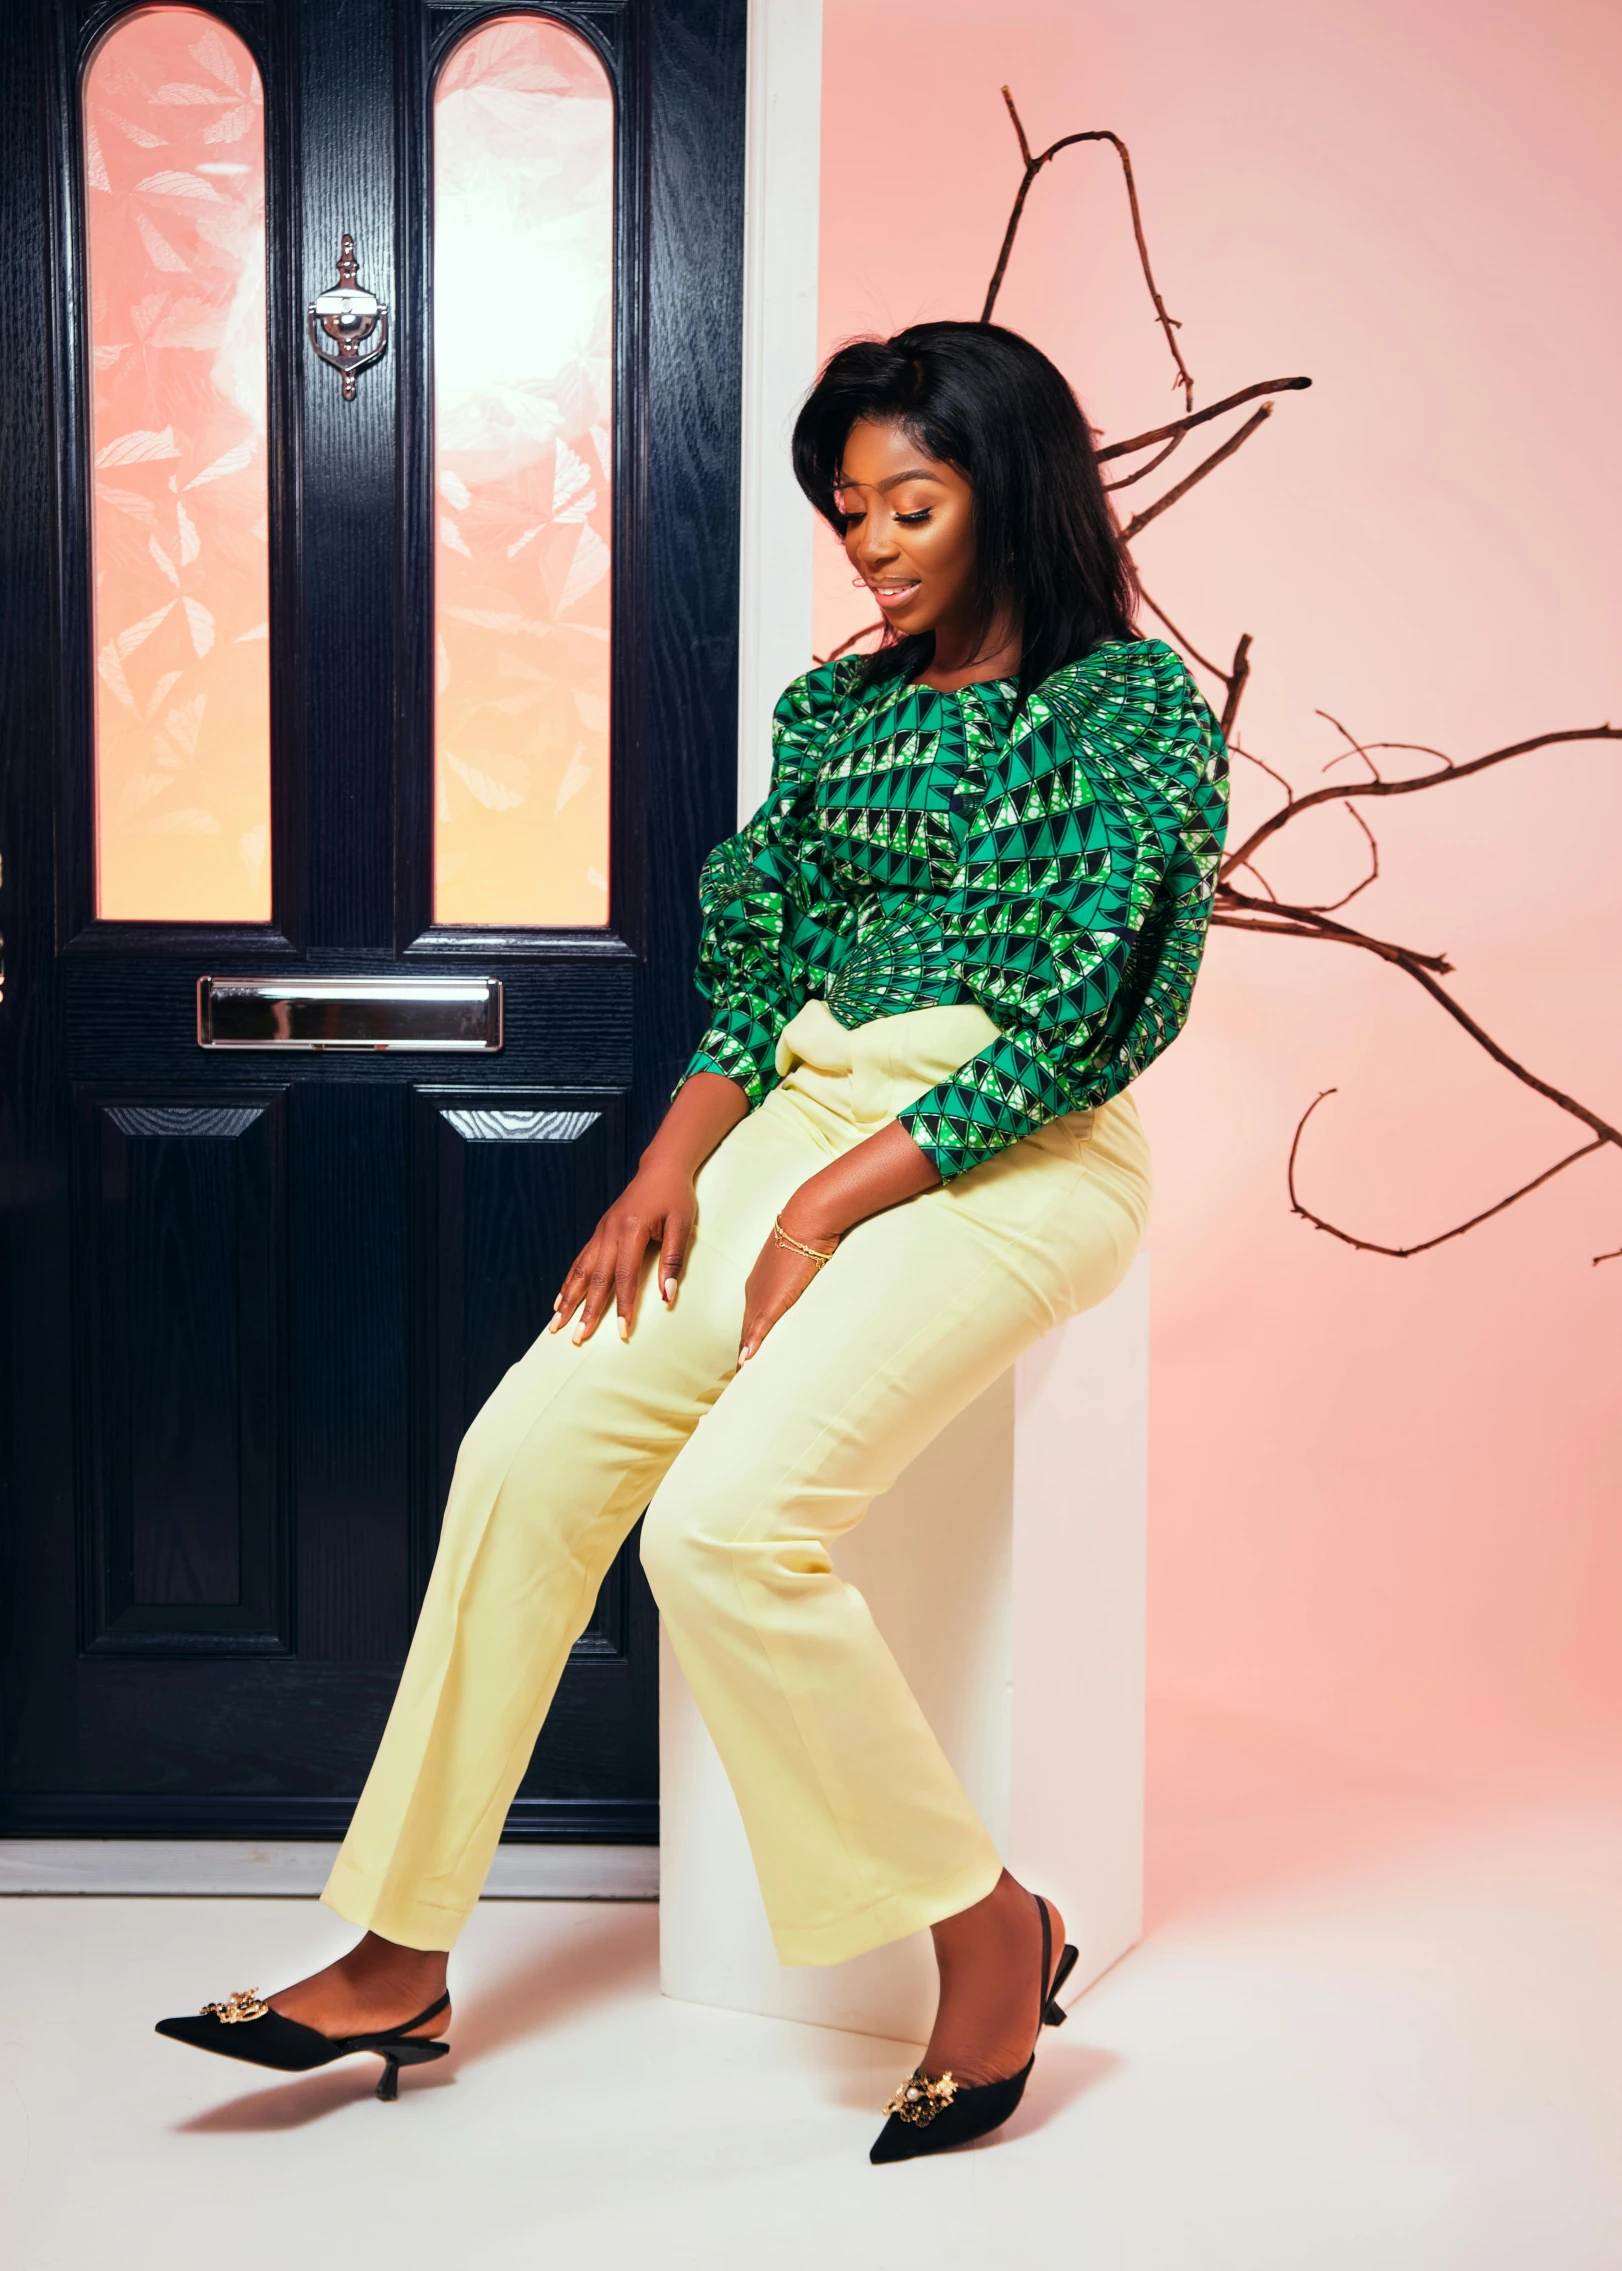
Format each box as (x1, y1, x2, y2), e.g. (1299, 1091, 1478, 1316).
(685, 637, 1228, 1181)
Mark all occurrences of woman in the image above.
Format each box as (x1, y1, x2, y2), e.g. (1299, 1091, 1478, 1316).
(158, 321, 1228, 2163)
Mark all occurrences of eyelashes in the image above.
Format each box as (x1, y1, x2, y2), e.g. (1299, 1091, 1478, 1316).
(840, 508, 933, 530)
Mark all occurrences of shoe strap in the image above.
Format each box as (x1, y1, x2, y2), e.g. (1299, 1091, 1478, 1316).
(389, 1990, 450, 2038)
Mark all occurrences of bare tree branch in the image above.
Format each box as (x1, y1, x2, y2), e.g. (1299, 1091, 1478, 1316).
(966, 88, 1618, 1263)
(1213, 889, 1454, 974)
(1287, 1091, 1611, 1258)
(1220, 727, 1622, 884)
(1137, 587, 1230, 681)
(1098, 375, 1312, 461)
(1104, 434, 1185, 492)
(983, 89, 1194, 407)
(1216, 887, 1622, 1151)
(1120, 407, 1275, 541)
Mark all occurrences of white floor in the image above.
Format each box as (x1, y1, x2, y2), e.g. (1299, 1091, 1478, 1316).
(5, 1742, 1620, 2270)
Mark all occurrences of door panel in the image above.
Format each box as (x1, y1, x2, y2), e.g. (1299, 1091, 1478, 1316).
(0, 0, 746, 1843)
(75, 1089, 288, 1654)
(412, 1084, 628, 1528)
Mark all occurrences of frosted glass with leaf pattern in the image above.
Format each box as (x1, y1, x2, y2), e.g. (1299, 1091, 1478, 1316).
(85, 8, 271, 922)
(433, 18, 613, 929)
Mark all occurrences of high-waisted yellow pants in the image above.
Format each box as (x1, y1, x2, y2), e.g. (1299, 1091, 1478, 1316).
(322, 1001, 1151, 1965)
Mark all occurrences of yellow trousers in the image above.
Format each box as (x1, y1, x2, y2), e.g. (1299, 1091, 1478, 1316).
(322, 1002, 1151, 1964)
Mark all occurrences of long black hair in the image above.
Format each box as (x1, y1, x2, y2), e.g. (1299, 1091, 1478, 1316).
(792, 320, 1138, 704)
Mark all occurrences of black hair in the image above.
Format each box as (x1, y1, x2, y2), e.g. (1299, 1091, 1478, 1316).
(791, 320, 1139, 704)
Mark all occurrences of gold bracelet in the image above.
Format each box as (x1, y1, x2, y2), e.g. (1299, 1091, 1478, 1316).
(772, 1214, 839, 1268)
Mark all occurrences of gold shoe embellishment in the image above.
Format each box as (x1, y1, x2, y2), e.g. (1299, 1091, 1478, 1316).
(200, 1988, 270, 2025)
(884, 2070, 959, 2126)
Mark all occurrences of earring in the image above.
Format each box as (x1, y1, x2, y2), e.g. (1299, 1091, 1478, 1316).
(851, 575, 871, 588)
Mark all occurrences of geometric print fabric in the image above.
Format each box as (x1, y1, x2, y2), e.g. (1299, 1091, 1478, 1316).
(686, 637, 1230, 1181)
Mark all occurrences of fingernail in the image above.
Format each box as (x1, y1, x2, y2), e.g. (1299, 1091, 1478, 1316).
(662, 1277, 676, 1304)
(572, 1325, 585, 1345)
(547, 1316, 561, 1334)
(739, 1345, 752, 1363)
(619, 1317, 629, 1341)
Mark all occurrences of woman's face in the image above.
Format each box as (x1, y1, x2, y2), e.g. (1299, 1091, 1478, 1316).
(833, 417, 979, 646)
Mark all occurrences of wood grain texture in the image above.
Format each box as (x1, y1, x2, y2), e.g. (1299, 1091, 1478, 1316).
(0, 0, 77, 1793)
(300, 0, 398, 951)
(639, 0, 749, 1146)
(410, 1083, 631, 1651)
(74, 1091, 290, 1652)
(291, 1079, 411, 1663)
(1, 0, 743, 1840)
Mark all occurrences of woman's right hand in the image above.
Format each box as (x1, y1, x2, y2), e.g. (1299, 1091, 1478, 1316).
(548, 1069, 749, 1344)
(549, 1158, 699, 1344)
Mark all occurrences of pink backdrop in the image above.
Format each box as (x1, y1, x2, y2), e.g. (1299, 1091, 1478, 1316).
(816, 0, 1622, 1805)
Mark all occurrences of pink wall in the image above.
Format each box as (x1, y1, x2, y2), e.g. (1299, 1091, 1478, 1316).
(817, 0, 1622, 1790)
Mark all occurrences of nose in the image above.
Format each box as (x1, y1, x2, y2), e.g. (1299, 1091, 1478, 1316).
(851, 516, 899, 578)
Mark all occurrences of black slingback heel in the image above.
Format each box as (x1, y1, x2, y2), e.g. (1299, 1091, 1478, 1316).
(869, 1896, 1078, 2165)
(156, 1987, 452, 2101)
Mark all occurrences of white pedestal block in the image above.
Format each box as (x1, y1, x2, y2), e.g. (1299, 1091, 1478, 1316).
(659, 1253, 1149, 2044)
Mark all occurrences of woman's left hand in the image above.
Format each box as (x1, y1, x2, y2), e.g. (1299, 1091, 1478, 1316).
(737, 1222, 837, 1365)
(736, 1119, 940, 1365)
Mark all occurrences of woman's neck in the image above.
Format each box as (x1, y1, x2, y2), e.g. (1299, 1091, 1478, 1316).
(916, 617, 1022, 694)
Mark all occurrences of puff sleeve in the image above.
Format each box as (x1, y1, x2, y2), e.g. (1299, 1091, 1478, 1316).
(680, 664, 845, 1104)
(897, 642, 1228, 1179)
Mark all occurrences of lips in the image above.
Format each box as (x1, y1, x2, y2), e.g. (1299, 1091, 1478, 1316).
(868, 581, 921, 610)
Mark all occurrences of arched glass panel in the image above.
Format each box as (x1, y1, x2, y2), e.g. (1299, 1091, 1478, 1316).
(433, 17, 613, 929)
(84, 8, 271, 922)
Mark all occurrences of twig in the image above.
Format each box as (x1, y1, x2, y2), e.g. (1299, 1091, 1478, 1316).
(1287, 1091, 1611, 1257)
(1215, 886, 1622, 1149)
(1299, 801, 1379, 914)
(1213, 888, 1453, 974)
(984, 89, 1193, 407)
(1230, 857, 1279, 902)
(1137, 587, 1229, 681)
(1097, 376, 1312, 462)
(1317, 709, 1385, 781)
(1221, 726, 1622, 883)
(1230, 738, 1298, 805)
(1316, 711, 1454, 784)
(1218, 632, 1253, 740)
(1104, 435, 1184, 492)
(1120, 407, 1274, 541)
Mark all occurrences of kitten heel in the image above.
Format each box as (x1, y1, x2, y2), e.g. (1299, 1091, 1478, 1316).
(375, 2037, 451, 2101)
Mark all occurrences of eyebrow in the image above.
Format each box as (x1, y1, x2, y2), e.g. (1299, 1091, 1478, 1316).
(832, 468, 948, 494)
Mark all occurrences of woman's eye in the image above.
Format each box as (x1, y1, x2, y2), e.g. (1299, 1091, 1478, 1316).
(895, 509, 932, 526)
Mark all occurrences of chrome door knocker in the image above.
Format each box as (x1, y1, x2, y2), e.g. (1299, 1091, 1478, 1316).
(307, 235, 389, 400)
